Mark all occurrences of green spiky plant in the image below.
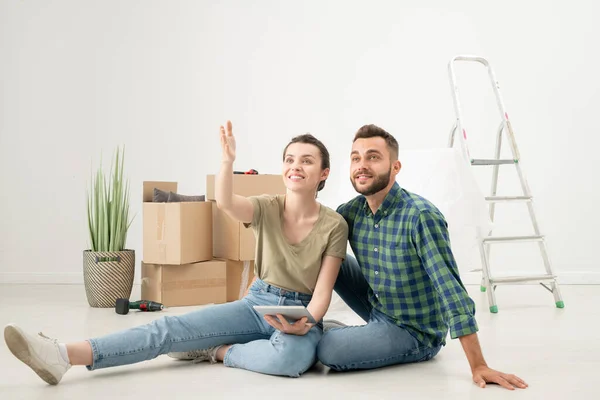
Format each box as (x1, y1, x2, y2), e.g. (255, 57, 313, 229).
(87, 146, 134, 259)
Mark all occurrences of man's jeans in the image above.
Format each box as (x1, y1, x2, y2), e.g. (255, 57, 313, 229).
(317, 255, 442, 371)
(87, 279, 323, 378)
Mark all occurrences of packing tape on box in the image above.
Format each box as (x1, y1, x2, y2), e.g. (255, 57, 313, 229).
(157, 207, 167, 263)
(238, 260, 251, 299)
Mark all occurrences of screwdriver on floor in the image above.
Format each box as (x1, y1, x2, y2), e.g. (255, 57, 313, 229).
(115, 298, 164, 315)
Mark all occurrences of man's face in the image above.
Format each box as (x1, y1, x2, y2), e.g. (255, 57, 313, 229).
(350, 137, 393, 196)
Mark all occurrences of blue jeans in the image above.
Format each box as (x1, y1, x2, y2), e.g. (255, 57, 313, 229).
(317, 255, 442, 371)
(87, 279, 323, 378)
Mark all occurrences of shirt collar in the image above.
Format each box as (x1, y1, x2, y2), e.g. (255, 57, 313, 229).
(361, 181, 402, 217)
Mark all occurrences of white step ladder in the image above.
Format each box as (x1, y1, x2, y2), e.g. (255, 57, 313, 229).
(447, 55, 564, 313)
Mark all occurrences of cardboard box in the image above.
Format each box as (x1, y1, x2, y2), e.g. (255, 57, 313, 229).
(219, 259, 256, 302)
(206, 174, 286, 201)
(141, 260, 227, 307)
(212, 203, 256, 261)
(207, 174, 286, 261)
(143, 181, 213, 265)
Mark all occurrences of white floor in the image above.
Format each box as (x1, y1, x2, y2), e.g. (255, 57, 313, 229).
(0, 283, 597, 399)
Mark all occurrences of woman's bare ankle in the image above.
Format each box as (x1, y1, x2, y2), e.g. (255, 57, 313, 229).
(66, 341, 93, 366)
(216, 345, 232, 361)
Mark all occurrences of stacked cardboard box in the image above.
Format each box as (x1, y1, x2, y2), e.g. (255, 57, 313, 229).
(206, 174, 286, 302)
(140, 181, 225, 307)
(141, 175, 286, 307)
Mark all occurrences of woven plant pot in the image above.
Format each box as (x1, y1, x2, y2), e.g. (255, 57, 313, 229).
(83, 249, 135, 308)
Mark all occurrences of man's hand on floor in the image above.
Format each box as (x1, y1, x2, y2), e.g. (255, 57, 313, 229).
(472, 365, 528, 390)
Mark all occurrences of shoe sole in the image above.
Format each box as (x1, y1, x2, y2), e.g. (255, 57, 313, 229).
(167, 353, 194, 360)
(4, 324, 59, 385)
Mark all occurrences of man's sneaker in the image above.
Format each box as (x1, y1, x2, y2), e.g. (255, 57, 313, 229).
(168, 346, 222, 364)
(323, 319, 348, 332)
(4, 323, 71, 385)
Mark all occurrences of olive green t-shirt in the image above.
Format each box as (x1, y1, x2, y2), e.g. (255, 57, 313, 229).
(246, 194, 349, 294)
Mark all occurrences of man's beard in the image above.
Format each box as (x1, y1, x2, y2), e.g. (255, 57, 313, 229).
(351, 168, 391, 196)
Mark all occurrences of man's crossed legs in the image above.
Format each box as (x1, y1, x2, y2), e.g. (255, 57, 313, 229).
(318, 255, 442, 371)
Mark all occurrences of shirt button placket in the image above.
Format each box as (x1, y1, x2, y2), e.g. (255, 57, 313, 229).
(374, 218, 380, 276)
(372, 214, 381, 292)
(373, 246, 380, 282)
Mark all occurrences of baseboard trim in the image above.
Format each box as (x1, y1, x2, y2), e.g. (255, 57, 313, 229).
(1, 272, 599, 285)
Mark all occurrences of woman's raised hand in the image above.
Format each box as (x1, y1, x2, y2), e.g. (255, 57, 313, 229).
(220, 120, 236, 163)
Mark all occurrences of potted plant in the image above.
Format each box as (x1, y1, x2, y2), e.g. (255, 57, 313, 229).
(83, 146, 135, 308)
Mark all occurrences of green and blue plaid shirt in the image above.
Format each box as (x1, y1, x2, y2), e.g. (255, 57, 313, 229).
(337, 182, 478, 347)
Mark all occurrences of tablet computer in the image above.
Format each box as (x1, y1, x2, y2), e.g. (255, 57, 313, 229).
(253, 305, 317, 324)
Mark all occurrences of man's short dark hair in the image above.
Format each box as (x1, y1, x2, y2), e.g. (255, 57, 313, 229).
(353, 124, 399, 161)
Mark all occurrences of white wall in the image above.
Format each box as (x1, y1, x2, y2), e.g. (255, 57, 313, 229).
(1, 0, 598, 284)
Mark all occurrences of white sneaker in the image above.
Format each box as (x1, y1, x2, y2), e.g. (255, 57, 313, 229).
(168, 346, 222, 364)
(4, 323, 71, 385)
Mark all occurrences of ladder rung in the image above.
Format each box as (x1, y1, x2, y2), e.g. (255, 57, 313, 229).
(485, 196, 532, 202)
(471, 159, 516, 165)
(483, 235, 544, 243)
(490, 275, 557, 284)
